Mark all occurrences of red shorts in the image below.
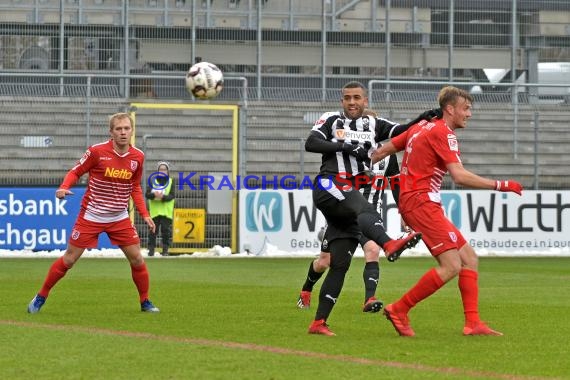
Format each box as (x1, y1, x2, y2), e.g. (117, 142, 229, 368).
(69, 217, 140, 248)
(401, 199, 466, 256)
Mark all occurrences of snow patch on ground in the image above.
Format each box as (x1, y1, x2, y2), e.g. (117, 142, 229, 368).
(1, 244, 569, 259)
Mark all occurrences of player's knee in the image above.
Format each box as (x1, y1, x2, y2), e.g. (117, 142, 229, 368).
(125, 253, 144, 267)
(314, 254, 330, 272)
(441, 261, 462, 280)
(330, 256, 350, 273)
(329, 240, 356, 272)
(460, 244, 479, 270)
(363, 242, 380, 261)
(62, 256, 77, 268)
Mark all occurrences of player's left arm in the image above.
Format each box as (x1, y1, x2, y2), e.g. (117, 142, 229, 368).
(431, 126, 522, 195)
(447, 163, 496, 189)
(132, 180, 155, 233)
(447, 163, 523, 195)
(371, 140, 399, 165)
(144, 216, 156, 234)
(432, 128, 494, 190)
(382, 108, 442, 139)
(131, 157, 151, 219)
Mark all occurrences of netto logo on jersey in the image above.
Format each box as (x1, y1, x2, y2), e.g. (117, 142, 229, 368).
(104, 167, 133, 179)
(245, 192, 282, 232)
(441, 193, 461, 228)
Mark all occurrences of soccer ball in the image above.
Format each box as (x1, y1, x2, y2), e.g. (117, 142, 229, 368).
(185, 61, 224, 99)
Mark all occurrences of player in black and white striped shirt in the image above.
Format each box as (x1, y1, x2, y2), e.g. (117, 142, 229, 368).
(308, 109, 399, 178)
(297, 109, 407, 315)
(304, 81, 440, 336)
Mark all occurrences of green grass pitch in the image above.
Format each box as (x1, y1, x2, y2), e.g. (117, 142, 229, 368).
(0, 257, 568, 379)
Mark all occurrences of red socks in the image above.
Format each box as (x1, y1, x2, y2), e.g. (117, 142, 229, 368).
(392, 267, 481, 327)
(131, 262, 150, 302)
(395, 268, 444, 314)
(38, 256, 70, 298)
(459, 268, 480, 326)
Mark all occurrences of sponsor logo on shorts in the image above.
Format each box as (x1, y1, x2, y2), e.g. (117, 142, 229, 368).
(71, 229, 80, 240)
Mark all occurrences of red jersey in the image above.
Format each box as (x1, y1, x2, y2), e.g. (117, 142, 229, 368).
(60, 140, 149, 223)
(391, 118, 461, 212)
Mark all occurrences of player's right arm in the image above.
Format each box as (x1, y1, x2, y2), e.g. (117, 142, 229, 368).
(305, 112, 349, 154)
(56, 148, 98, 199)
(305, 130, 344, 154)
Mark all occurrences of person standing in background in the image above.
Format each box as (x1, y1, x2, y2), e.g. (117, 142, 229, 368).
(146, 161, 175, 257)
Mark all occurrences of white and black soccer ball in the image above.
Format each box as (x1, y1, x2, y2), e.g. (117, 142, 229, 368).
(185, 61, 224, 99)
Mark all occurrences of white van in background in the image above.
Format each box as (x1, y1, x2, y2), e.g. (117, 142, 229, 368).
(536, 62, 570, 97)
(472, 63, 570, 102)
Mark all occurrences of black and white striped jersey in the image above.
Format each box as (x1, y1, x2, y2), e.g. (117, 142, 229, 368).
(360, 153, 400, 211)
(307, 111, 400, 177)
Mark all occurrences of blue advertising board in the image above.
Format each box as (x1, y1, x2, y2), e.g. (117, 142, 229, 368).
(0, 187, 112, 250)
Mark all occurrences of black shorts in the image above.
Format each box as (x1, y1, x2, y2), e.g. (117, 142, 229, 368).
(313, 175, 378, 250)
(319, 223, 363, 253)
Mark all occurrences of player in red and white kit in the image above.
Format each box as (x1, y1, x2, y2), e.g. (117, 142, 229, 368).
(371, 86, 523, 337)
(27, 112, 160, 314)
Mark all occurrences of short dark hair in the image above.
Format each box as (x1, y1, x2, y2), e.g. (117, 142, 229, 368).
(438, 86, 472, 109)
(342, 81, 367, 94)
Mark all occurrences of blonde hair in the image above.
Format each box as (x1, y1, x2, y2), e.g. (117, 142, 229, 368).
(437, 86, 472, 109)
(108, 112, 134, 130)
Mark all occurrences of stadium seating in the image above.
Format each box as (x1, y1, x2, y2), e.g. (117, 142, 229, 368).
(1, 96, 568, 251)
(1, 97, 569, 189)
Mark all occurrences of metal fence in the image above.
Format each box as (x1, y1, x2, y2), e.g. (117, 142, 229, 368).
(2, 0, 570, 100)
(1, 0, 570, 251)
(4, 73, 567, 184)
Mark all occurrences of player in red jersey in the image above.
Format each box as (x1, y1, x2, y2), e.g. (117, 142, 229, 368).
(27, 112, 160, 314)
(371, 86, 523, 337)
